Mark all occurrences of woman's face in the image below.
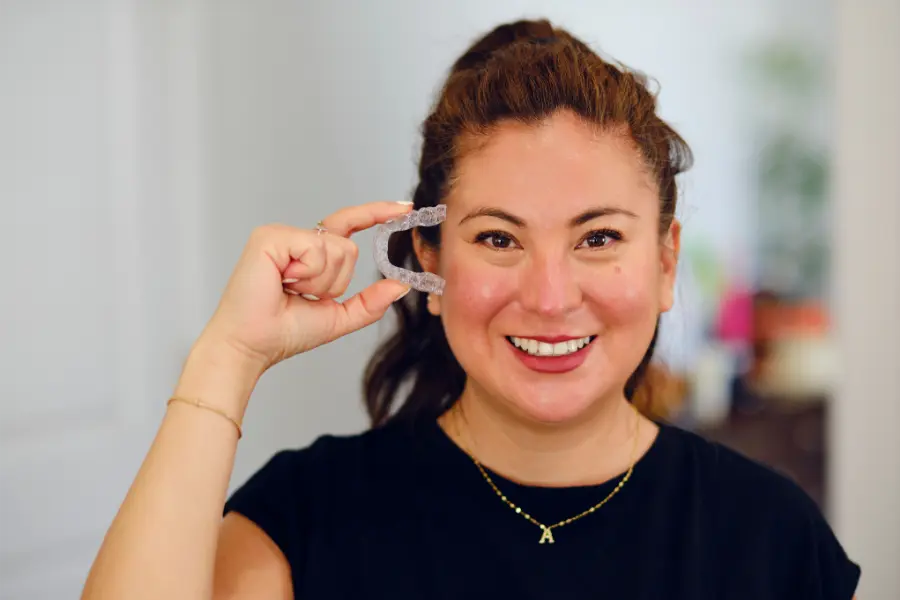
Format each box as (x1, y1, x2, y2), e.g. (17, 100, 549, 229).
(418, 110, 679, 424)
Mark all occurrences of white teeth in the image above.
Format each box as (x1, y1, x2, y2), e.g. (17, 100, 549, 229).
(509, 336, 593, 357)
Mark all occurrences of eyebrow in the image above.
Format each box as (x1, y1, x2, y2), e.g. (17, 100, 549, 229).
(458, 206, 638, 228)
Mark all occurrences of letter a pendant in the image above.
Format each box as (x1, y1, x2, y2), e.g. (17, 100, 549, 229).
(538, 526, 555, 544)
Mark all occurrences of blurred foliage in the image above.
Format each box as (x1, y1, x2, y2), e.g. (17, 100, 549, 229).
(683, 238, 725, 309)
(747, 41, 821, 95)
(743, 40, 830, 300)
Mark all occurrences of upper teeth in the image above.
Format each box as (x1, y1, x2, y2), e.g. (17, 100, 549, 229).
(509, 336, 593, 357)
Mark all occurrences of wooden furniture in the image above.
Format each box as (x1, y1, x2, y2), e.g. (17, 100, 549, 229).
(696, 397, 828, 511)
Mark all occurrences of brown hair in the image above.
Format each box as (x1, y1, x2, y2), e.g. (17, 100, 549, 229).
(363, 19, 693, 427)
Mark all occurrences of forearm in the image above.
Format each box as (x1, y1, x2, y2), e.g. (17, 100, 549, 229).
(82, 345, 263, 600)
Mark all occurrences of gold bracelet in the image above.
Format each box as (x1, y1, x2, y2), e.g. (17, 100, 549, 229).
(167, 396, 243, 439)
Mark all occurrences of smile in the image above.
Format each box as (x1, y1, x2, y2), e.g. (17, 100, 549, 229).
(506, 335, 597, 357)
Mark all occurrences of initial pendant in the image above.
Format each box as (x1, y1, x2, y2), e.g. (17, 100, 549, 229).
(538, 526, 555, 544)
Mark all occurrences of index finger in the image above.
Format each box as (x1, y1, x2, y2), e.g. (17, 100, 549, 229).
(321, 201, 414, 237)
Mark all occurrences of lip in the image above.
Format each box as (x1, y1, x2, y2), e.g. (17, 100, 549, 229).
(506, 336, 596, 374)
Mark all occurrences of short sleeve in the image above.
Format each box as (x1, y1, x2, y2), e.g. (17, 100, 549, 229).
(797, 499, 861, 599)
(711, 443, 861, 599)
(224, 449, 309, 567)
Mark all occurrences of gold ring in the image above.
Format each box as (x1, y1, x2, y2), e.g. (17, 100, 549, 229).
(314, 221, 327, 235)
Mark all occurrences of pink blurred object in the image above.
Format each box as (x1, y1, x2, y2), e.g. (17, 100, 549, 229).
(715, 285, 753, 342)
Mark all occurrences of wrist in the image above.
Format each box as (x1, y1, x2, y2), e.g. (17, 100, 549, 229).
(190, 334, 269, 377)
(173, 339, 266, 421)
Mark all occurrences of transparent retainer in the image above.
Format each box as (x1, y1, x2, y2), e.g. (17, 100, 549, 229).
(373, 204, 447, 295)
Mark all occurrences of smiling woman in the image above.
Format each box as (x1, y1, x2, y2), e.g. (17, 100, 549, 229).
(81, 18, 860, 600)
(370, 110, 679, 427)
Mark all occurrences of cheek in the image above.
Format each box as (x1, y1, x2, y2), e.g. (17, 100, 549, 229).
(441, 259, 516, 325)
(584, 263, 659, 324)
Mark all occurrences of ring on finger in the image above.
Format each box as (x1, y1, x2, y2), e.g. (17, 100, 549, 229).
(314, 221, 327, 236)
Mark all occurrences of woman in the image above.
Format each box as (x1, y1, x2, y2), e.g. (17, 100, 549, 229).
(82, 19, 860, 600)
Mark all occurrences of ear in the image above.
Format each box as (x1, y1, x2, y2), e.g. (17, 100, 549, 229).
(413, 230, 442, 316)
(412, 230, 438, 273)
(658, 219, 681, 313)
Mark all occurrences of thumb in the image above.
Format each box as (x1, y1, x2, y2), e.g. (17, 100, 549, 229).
(331, 279, 412, 338)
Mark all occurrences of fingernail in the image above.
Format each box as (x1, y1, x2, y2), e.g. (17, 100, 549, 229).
(284, 288, 300, 296)
(302, 293, 321, 301)
(396, 201, 414, 206)
(282, 278, 299, 284)
(394, 287, 412, 301)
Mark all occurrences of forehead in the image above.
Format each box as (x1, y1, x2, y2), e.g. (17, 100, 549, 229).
(450, 111, 657, 218)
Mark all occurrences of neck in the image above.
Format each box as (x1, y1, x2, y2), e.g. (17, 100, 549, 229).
(439, 383, 657, 488)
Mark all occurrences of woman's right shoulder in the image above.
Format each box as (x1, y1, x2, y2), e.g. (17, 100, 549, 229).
(223, 421, 417, 567)
(232, 421, 416, 495)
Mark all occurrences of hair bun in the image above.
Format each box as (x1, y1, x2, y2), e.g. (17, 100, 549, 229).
(451, 19, 557, 72)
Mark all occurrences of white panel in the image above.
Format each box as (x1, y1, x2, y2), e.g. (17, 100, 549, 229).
(0, 1, 149, 599)
(0, 553, 97, 600)
(832, 0, 900, 597)
(0, 1, 119, 434)
(0, 429, 130, 561)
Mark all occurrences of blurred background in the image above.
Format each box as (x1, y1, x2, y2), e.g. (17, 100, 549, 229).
(1, 1, 897, 598)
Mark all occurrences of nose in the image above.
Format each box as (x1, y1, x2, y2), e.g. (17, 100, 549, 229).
(518, 250, 582, 317)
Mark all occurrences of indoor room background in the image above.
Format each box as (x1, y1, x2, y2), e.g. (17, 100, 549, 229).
(1, 1, 898, 598)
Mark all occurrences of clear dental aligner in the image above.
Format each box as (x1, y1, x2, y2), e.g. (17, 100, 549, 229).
(373, 204, 447, 295)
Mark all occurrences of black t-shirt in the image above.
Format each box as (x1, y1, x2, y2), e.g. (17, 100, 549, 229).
(224, 418, 860, 599)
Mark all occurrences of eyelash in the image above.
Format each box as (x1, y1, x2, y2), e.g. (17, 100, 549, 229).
(474, 229, 623, 251)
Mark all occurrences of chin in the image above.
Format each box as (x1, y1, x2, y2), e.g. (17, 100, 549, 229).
(503, 384, 607, 426)
(489, 334, 621, 425)
(454, 331, 632, 426)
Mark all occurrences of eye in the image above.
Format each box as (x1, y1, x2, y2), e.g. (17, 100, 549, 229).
(578, 229, 622, 249)
(474, 231, 520, 250)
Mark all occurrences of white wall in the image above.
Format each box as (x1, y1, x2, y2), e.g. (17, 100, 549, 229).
(0, 1, 896, 598)
(2, 2, 135, 597)
(0, 1, 207, 597)
(831, 0, 900, 597)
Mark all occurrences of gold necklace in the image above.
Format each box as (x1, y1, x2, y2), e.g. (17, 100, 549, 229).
(454, 403, 641, 544)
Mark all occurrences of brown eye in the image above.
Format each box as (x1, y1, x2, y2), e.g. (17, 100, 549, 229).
(475, 231, 519, 250)
(586, 232, 610, 247)
(578, 229, 622, 249)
